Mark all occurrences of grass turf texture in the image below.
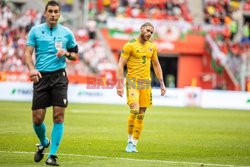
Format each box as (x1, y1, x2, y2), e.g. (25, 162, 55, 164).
(0, 101, 250, 167)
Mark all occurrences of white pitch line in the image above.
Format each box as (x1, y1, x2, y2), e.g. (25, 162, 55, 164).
(0, 150, 248, 167)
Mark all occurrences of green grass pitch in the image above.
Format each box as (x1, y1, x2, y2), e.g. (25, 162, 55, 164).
(0, 101, 250, 167)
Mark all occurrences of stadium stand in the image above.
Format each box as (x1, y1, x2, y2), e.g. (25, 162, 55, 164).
(0, 1, 116, 80)
(95, 0, 193, 22)
(0, 0, 250, 90)
(203, 0, 250, 87)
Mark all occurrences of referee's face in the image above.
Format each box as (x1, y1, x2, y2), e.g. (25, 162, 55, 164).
(44, 5, 60, 26)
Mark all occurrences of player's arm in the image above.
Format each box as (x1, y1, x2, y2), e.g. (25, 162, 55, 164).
(116, 42, 131, 97)
(24, 45, 42, 83)
(116, 56, 128, 97)
(152, 58, 166, 96)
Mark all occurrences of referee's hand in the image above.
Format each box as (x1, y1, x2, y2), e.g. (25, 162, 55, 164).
(29, 69, 42, 83)
(56, 49, 67, 58)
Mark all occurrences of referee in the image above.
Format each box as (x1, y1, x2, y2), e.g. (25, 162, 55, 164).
(25, 1, 78, 166)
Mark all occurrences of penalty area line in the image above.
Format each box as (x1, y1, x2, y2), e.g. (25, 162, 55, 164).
(0, 150, 247, 167)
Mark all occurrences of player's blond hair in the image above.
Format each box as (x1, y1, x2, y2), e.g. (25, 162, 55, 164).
(140, 22, 154, 29)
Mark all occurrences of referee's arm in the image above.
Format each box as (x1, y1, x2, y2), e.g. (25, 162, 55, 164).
(65, 45, 79, 61)
(25, 45, 42, 82)
(24, 46, 36, 71)
(64, 51, 78, 61)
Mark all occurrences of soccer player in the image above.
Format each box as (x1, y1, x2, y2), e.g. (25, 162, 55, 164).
(116, 22, 166, 152)
(24, 1, 78, 166)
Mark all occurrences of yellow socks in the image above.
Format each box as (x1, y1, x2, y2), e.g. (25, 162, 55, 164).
(133, 114, 144, 141)
(128, 109, 138, 135)
(127, 110, 145, 145)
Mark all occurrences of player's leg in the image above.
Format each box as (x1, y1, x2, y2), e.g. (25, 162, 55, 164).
(126, 85, 140, 152)
(132, 107, 146, 152)
(125, 102, 139, 152)
(128, 102, 139, 141)
(131, 86, 152, 152)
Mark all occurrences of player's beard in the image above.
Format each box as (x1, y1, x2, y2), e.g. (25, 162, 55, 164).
(143, 34, 150, 41)
(140, 34, 145, 42)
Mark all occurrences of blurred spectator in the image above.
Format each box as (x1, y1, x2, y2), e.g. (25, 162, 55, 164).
(86, 20, 97, 40)
(61, 0, 73, 12)
(0, 2, 115, 77)
(241, 22, 250, 43)
(95, 0, 192, 22)
(204, 0, 250, 84)
(243, 0, 250, 11)
(204, 0, 239, 26)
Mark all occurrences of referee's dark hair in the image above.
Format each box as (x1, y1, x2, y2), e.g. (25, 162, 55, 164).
(45, 1, 60, 11)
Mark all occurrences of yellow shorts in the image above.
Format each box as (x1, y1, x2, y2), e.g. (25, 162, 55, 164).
(126, 81, 152, 107)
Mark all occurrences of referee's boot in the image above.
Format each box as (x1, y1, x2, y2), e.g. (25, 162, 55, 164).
(45, 155, 59, 166)
(34, 139, 50, 162)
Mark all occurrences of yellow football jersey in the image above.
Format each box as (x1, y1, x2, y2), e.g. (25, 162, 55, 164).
(121, 38, 158, 80)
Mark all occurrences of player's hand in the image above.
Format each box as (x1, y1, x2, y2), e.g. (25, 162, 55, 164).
(117, 88, 124, 97)
(160, 85, 166, 96)
(29, 69, 42, 83)
(56, 49, 67, 58)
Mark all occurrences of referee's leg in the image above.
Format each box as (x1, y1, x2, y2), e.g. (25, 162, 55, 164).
(49, 106, 65, 156)
(33, 108, 50, 162)
(33, 108, 47, 146)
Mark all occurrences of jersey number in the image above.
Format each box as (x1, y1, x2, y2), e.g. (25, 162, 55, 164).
(142, 56, 146, 64)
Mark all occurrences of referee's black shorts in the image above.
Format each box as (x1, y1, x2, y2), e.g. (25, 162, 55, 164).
(32, 69, 69, 110)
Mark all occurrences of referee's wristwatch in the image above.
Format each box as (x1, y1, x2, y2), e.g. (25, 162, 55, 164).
(65, 52, 71, 59)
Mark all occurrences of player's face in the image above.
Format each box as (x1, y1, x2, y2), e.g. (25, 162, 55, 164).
(44, 5, 60, 26)
(141, 26, 154, 41)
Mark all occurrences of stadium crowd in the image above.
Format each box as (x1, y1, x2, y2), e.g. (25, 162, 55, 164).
(92, 0, 193, 23)
(204, 0, 250, 82)
(0, 0, 250, 86)
(0, 3, 38, 73)
(0, 1, 114, 76)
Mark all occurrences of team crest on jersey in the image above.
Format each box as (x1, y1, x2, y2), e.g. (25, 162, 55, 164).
(149, 48, 152, 52)
(130, 92, 135, 97)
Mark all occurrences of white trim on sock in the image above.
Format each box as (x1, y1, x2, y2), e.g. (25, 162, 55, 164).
(128, 135, 133, 142)
(133, 139, 138, 145)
